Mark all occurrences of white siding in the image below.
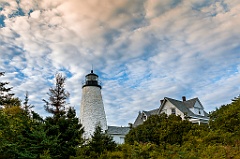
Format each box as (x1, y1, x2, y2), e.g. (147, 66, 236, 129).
(111, 134, 126, 144)
(160, 101, 185, 119)
(194, 101, 203, 108)
(190, 101, 204, 116)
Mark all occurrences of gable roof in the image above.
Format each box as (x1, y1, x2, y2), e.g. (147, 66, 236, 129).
(143, 108, 159, 117)
(133, 112, 143, 127)
(107, 126, 130, 135)
(184, 98, 204, 109)
(159, 97, 209, 119)
(133, 97, 209, 127)
(133, 108, 159, 127)
(158, 97, 186, 115)
(184, 98, 198, 108)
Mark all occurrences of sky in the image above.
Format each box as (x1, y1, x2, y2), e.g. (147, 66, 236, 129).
(0, 0, 240, 126)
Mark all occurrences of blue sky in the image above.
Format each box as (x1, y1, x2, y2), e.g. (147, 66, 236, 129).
(0, 0, 240, 126)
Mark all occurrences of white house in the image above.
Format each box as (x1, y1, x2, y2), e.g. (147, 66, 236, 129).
(107, 126, 130, 144)
(133, 96, 209, 127)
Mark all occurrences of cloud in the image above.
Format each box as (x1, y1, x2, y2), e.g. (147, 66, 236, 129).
(0, 0, 239, 126)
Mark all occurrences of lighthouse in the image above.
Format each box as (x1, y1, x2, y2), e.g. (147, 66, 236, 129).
(80, 70, 107, 139)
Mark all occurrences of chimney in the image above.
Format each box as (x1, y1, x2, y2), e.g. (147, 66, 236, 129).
(182, 96, 186, 102)
(160, 99, 164, 105)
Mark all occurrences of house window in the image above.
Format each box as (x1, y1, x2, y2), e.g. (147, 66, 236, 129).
(142, 114, 147, 121)
(171, 108, 176, 115)
(196, 108, 201, 114)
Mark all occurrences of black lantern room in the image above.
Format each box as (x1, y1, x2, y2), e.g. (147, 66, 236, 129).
(82, 70, 101, 89)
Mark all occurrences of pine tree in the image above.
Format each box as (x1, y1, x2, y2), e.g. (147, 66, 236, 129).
(43, 73, 84, 158)
(73, 125, 117, 158)
(89, 125, 117, 154)
(0, 72, 20, 107)
(43, 73, 69, 120)
(22, 91, 33, 115)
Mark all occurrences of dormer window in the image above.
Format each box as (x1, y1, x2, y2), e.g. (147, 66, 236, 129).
(142, 114, 147, 121)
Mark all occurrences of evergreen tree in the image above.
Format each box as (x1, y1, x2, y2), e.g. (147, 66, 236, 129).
(89, 125, 117, 154)
(0, 72, 20, 107)
(73, 125, 117, 159)
(0, 72, 13, 104)
(210, 95, 240, 133)
(22, 91, 34, 116)
(208, 95, 240, 145)
(0, 103, 57, 158)
(43, 73, 69, 120)
(43, 73, 83, 159)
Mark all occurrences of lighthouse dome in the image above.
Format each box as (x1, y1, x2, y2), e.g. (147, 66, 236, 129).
(83, 70, 101, 88)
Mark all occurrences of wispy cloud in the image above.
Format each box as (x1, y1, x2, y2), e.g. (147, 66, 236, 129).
(0, 0, 239, 126)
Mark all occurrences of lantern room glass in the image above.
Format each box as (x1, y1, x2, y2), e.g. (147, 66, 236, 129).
(86, 75, 98, 81)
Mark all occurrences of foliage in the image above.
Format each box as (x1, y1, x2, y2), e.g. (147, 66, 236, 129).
(22, 91, 34, 115)
(208, 95, 240, 145)
(209, 96, 240, 132)
(42, 73, 84, 159)
(100, 142, 240, 159)
(0, 72, 83, 159)
(125, 114, 193, 147)
(73, 125, 117, 159)
(89, 125, 117, 153)
(0, 72, 13, 105)
(0, 105, 57, 158)
(1, 72, 240, 159)
(44, 107, 84, 159)
(0, 72, 21, 107)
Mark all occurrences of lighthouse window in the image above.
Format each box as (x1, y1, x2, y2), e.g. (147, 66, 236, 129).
(86, 75, 98, 81)
(92, 76, 97, 80)
(86, 76, 91, 80)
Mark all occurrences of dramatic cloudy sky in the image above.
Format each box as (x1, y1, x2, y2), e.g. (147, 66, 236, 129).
(0, 0, 240, 126)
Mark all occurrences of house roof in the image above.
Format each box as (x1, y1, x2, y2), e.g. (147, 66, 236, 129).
(184, 98, 199, 108)
(107, 126, 130, 135)
(133, 108, 159, 127)
(133, 97, 209, 128)
(133, 112, 143, 127)
(143, 108, 159, 117)
(159, 97, 209, 119)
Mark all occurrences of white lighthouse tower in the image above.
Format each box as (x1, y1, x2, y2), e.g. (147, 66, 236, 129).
(80, 70, 107, 139)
